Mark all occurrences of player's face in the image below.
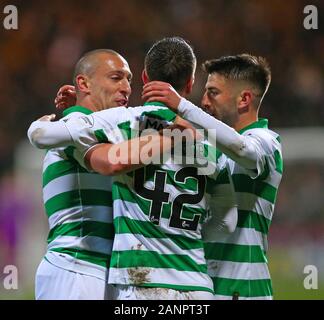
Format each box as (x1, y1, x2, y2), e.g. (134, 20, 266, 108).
(89, 54, 132, 110)
(201, 73, 239, 127)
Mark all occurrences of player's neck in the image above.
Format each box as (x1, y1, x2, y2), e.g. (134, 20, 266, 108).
(177, 89, 188, 98)
(233, 112, 258, 132)
(75, 98, 98, 112)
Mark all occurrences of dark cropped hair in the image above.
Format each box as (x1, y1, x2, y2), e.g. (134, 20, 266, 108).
(145, 37, 196, 91)
(202, 54, 271, 98)
(73, 49, 120, 86)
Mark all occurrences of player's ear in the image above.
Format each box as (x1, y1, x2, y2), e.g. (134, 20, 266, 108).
(237, 90, 252, 114)
(142, 70, 149, 84)
(76, 75, 90, 94)
(184, 76, 195, 95)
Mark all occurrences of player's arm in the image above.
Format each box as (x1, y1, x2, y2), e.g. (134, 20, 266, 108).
(84, 121, 195, 175)
(84, 132, 172, 175)
(27, 114, 74, 149)
(143, 81, 268, 177)
(28, 110, 108, 151)
(27, 114, 173, 175)
(28, 84, 78, 148)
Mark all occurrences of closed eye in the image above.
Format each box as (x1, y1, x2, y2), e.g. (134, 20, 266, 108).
(111, 75, 122, 81)
(208, 89, 218, 98)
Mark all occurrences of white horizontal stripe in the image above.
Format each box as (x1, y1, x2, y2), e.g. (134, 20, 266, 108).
(43, 151, 65, 173)
(48, 205, 113, 229)
(48, 235, 113, 255)
(236, 192, 274, 221)
(214, 294, 272, 300)
(205, 227, 267, 250)
(207, 260, 270, 280)
(264, 168, 282, 188)
(109, 267, 213, 291)
(43, 173, 112, 202)
(113, 199, 201, 240)
(45, 251, 108, 280)
(113, 233, 205, 265)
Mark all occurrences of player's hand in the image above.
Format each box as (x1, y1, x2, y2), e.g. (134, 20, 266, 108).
(142, 81, 181, 112)
(54, 85, 76, 110)
(38, 114, 56, 121)
(173, 116, 192, 128)
(166, 116, 202, 142)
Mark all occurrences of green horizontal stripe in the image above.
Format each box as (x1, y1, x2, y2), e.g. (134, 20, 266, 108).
(212, 277, 273, 297)
(204, 243, 267, 263)
(205, 169, 230, 195)
(43, 160, 88, 187)
(113, 182, 206, 221)
(45, 190, 112, 217)
(115, 216, 203, 250)
(237, 210, 271, 234)
(215, 168, 230, 185)
(49, 247, 110, 268)
(127, 282, 213, 294)
(110, 250, 207, 273)
(47, 221, 114, 243)
(232, 174, 277, 204)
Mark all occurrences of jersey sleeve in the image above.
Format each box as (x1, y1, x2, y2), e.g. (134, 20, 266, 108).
(240, 128, 282, 179)
(63, 108, 131, 153)
(177, 98, 280, 179)
(27, 119, 73, 149)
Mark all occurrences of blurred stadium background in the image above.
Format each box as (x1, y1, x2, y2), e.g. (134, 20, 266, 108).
(0, 0, 323, 299)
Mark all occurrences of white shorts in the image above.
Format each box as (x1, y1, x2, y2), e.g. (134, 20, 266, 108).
(35, 258, 113, 300)
(111, 285, 215, 300)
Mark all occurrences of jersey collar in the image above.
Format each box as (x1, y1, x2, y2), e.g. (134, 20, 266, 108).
(143, 101, 167, 107)
(239, 118, 268, 134)
(62, 105, 93, 117)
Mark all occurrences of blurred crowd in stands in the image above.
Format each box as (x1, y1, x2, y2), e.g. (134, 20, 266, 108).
(0, 0, 323, 175)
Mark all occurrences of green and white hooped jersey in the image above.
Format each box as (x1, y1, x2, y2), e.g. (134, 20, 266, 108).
(64, 102, 231, 293)
(204, 119, 283, 300)
(42, 106, 114, 280)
